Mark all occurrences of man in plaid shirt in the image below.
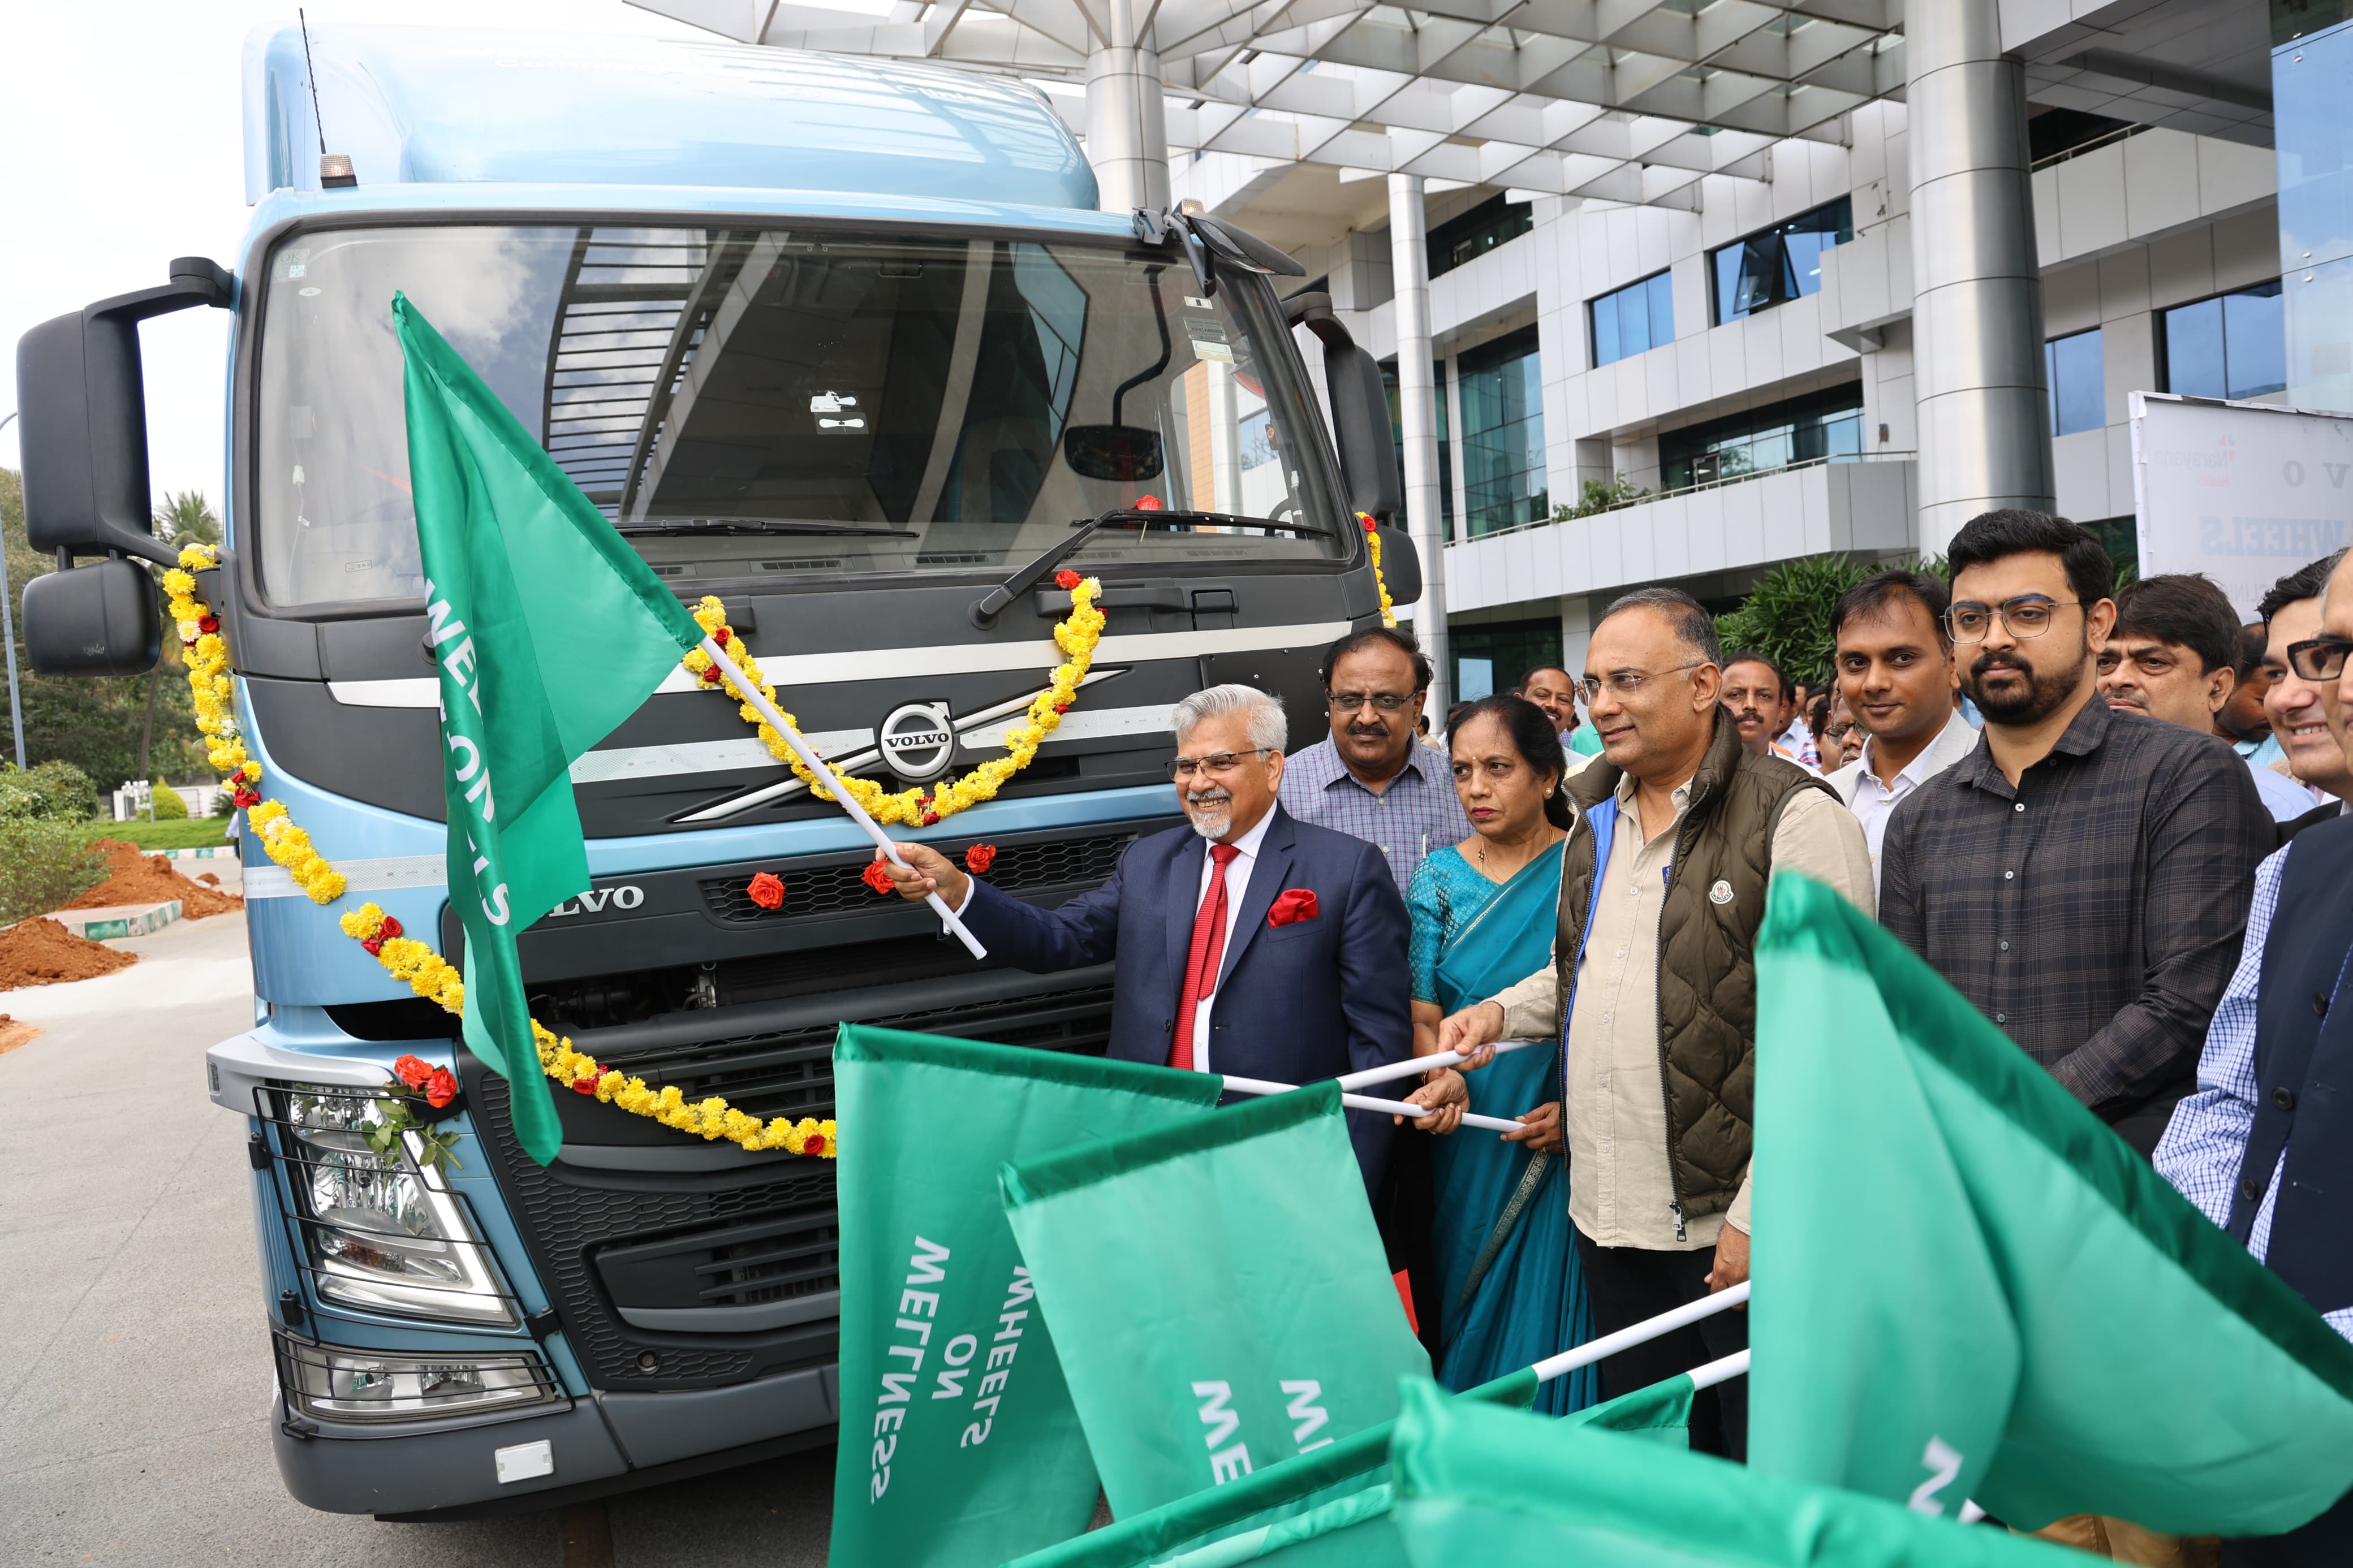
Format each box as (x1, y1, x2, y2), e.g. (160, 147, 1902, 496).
(1878, 512, 2273, 1157)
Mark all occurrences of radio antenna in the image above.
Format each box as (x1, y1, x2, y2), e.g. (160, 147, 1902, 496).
(299, 8, 327, 155)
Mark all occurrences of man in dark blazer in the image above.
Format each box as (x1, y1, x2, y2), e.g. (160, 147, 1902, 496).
(877, 683, 1414, 1193)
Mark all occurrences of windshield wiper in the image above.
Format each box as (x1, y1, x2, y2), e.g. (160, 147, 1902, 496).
(614, 518, 918, 538)
(969, 507, 1334, 627)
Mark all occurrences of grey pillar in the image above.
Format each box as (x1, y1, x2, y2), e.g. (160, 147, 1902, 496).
(1906, 0, 2053, 553)
(1084, 0, 1169, 214)
(1389, 173, 1450, 718)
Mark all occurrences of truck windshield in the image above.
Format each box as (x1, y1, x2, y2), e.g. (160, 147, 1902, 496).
(253, 224, 1346, 610)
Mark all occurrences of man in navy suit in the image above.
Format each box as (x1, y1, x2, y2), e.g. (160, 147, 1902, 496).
(878, 683, 1415, 1193)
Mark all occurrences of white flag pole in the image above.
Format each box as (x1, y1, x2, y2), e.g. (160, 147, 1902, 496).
(1216, 1072, 1526, 1134)
(1337, 1038, 1538, 1092)
(1530, 1281, 1749, 1384)
(1685, 1348, 1750, 1390)
(697, 634, 987, 960)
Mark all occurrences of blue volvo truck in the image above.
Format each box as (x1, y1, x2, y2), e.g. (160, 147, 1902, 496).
(11, 26, 1412, 1518)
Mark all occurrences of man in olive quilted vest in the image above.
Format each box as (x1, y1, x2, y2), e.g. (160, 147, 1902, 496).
(1441, 586, 1872, 1459)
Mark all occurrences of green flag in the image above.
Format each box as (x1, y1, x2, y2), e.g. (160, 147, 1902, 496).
(1750, 871, 2353, 1535)
(1002, 1372, 1693, 1568)
(395, 293, 706, 1165)
(999, 1084, 1429, 1521)
(1388, 1377, 2087, 1568)
(828, 1026, 1222, 1568)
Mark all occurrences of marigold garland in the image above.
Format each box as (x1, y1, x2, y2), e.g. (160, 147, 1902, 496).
(1359, 514, 1397, 628)
(684, 576, 1105, 827)
(166, 548, 835, 1160)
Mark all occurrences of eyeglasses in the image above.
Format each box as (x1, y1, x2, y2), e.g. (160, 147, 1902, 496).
(1166, 748, 1275, 780)
(1946, 597, 2080, 643)
(2287, 636, 2353, 681)
(1575, 663, 1704, 703)
(1326, 691, 1416, 714)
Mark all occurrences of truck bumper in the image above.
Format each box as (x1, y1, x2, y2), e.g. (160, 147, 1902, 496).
(274, 1362, 838, 1516)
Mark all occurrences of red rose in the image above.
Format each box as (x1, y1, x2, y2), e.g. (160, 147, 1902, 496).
(571, 1075, 599, 1095)
(198, 615, 219, 633)
(425, 1068, 459, 1109)
(378, 915, 403, 940)
(701, 666, 722, 685)
(1356, 511, 1376, 532)
(745, 871, 786, 910)
(921, 811, 941, 827)
(1267, 888, 1320, 927)
(963, 843, 998, 874)
(1134, 494, 1162, 511)
(803, 1133, 827, 1156)
(1054, 568, 1081, 590)
(393, 1054, 433, 1090)
(234, 788, 260, 809)
(1053, 702, 1070, 714)
(861, 860, 897, 896)
(362, 936, 383, 957)
(713, 626, 730, 645)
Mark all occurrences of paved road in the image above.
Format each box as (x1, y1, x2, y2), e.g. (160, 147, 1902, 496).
(0, 912, 835, 1566)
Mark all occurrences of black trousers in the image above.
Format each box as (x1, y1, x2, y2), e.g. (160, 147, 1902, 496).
(2224, 1487, 2353, 1567)
(1575, 1230, 1747, 1461)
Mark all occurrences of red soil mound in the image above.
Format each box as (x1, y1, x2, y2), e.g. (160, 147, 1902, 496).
(64, 839, 243, 918)
(0, 917, 137, 990)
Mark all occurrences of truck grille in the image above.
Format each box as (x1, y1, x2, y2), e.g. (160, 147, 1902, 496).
(697, 830, 1137, 925)
(465, 973, 1115, 1392)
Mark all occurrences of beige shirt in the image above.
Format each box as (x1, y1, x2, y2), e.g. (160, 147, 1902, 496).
(1490, 768, 1874, 1251)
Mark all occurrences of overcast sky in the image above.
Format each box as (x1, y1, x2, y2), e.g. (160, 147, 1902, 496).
(0, 2, 762, 511)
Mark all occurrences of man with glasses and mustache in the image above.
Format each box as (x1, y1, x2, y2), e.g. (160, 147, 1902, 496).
(874, 684, 1413, 1193)
(2155, 550, 2353, 1566)
(1279, 628, 1473, 897)
(1877, 512, 2273, 1159)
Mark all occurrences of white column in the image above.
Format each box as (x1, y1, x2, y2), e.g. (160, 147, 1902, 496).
(1389, 172, 1450, 718)
(1084, 0, 1170, 214)
(1906, 0, 2054, 553)
(1206, 360, 1241, 512)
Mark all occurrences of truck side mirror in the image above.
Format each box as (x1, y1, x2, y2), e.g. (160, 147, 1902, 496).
(1373, 524, 1422, 607)
(21, 557, 161, 676)
(1282, 291, 1415, 602)
(16, 256, 233, 568)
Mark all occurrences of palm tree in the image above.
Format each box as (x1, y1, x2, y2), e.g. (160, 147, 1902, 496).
(153, 490, 221, 547)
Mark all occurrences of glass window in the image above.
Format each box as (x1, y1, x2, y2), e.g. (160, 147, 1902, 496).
(2161, 283, 2285, 401)
(2046, 327, 2106, 437)
(1427, 194, 1534, 280)
(1380, 359, 1454, 538)
(253, 224, 1348, 608)
(1457, 327, 1549, 538)
(1449, 617, 1562, 711)
(1589, 270, 1675, 368)
(1658, 383, 1864, 491)
(1709, 198, 1853, 324)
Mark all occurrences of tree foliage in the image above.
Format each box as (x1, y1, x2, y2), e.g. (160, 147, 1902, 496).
(1714, 552, 1950, 688)
(1, 468, 209, 791)
(0, 822, 107, 925)
(0, 760, 100, 822)
(1552, 473, 1654, 523)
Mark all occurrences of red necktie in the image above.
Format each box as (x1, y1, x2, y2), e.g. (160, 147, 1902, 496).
(1170, 843, 1241, 1071)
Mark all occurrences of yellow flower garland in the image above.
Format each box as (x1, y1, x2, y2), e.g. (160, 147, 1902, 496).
(684, 577, 1106, 826)
(1361, 515, 1397, 628)
(163, 545, 834, 1158)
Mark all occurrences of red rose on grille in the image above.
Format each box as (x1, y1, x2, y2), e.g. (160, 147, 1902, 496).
(1134, 494, 1162, 511)
(861, 860, 897, 896)
(393, 1054, 433, 1090)
(425, 1068, 460, 1109)
(745, 871, 785, 910)
(1054, 569, 1081, 590)
(803, 1133, 828, 1156)
(379, 915, 404, 940)
(1268, 888, 1320, 927)
(963, 843, 998, 874)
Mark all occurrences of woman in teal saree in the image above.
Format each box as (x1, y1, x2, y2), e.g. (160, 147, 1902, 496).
(1402, 694, 1596, 1414)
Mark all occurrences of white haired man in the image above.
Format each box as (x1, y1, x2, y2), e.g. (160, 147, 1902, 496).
(878, 684, 1415, 1192)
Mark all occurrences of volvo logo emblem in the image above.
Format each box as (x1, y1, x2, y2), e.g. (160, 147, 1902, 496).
(878, 701, 958, 783)
(546, 885, 645, 918)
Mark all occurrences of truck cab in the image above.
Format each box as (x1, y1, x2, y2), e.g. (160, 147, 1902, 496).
(12, 25, 1410, 1518)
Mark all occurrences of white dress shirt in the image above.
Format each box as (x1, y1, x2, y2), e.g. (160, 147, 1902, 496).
(1835, 709, 1981, 895)
(1188, 806, 1275, 1074)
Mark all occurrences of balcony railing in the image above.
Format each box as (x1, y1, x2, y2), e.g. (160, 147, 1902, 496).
(1455, 450, 1918, 545)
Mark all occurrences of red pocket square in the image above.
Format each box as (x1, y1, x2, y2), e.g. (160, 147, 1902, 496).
(1268, 888, 1320, 927)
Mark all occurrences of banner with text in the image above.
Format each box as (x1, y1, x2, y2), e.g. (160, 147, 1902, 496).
(826, 1026, 1222, 1568)
(2130, 391, 2353, 616)
(999, 1084, 1429, 1521)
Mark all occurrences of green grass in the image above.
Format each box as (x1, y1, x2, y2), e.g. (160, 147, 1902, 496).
(88, 818, 236, 851)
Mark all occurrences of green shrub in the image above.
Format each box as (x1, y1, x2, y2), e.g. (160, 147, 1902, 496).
(1714, 553, 1950, 689)
(0, 820, 107, 925)
(0, 760, 101, 823)
(149, 777, 189, 819)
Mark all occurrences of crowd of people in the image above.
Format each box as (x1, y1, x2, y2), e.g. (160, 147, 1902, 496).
(876, 509, 2352, 1567)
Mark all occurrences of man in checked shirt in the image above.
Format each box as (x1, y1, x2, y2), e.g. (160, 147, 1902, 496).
(1878, 512, 2273, 1158)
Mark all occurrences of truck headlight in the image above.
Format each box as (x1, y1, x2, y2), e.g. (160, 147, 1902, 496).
(274, 1334, 557, 1423)
(274, 1083, 516, 1327)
